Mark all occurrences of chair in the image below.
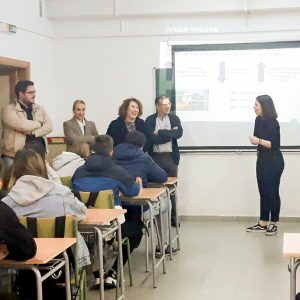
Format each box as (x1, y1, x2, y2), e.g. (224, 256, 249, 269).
(73, 190, 133, 288)
(72, 190, 114, 209)
(60, 176, 73, 189)
(19, 215, 86, 300)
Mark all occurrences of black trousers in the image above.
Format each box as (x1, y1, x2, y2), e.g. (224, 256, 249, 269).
(152, 153, 178, 219)
(256, 153, 284, 222)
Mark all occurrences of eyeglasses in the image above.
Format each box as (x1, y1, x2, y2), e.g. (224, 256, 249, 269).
(24, 91, 36, 94)
(160, 102, 171, 107)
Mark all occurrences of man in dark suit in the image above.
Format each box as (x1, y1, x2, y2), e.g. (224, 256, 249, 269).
(146, 95, 183, 227)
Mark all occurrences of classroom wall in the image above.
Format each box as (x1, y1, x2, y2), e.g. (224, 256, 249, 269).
(2, 0, 300, 217)
(0, 0, 55, 115)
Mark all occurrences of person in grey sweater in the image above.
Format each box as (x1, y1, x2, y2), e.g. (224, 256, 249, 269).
(2, 148, 90, 267)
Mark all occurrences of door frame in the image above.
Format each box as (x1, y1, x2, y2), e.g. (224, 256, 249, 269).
(0, 56, 31, 101)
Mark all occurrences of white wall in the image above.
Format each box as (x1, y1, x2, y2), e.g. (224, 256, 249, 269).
(2, 0, 300, 217)
(178, 152, 300, 217)
(0, 0, 55, 114)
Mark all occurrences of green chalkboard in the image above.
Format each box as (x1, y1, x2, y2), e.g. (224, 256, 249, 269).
(155, 68, 175, 111)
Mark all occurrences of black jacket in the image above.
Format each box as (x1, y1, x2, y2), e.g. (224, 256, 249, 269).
(106, 117, 150, 152)
(145, 113, 183, 165)
(0, 201, 37, 261)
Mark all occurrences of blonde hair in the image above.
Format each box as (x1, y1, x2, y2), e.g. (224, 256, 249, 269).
(7, 149, 48, 190)
(72, 100, 86, 112)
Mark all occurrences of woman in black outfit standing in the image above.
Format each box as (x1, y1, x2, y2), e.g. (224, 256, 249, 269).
(246, 95, 284, 236)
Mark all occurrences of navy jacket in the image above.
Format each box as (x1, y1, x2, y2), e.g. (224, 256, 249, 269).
(146, 113, 183, 165)
(72, 154, 140, 205)
(0, 201, 37, 261)
(113, 143, 168, 187)
(106, 117, 150, 152)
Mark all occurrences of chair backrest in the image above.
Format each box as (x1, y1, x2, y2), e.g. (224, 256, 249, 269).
(19, 215, 81, 287)
(73, 190, 115, 209)
(60, 176, 73, 189)
(19, 215, 77, 238)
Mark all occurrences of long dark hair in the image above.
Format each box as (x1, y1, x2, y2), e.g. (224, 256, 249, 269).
(6, 149, 48, 190)
(256, 95, 278, 119)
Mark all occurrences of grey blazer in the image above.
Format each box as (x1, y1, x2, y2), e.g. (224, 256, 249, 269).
(63, 117, 99, 151)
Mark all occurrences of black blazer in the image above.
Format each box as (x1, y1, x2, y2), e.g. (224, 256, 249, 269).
(0, 201, 37, 261)
(106, 117, 150, 152)
(145, 113, 183, 165)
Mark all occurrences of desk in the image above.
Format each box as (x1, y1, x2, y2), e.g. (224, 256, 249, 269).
(283, 233, 300, 300)
(164, 177, 180, 253)
(0, 238, 76, 300)
(80, 209, 126, 300)
(120, 188, 167, 288)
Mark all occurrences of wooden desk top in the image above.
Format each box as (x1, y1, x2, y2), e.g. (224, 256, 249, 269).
(165, 177, 178, 186)
(80, 209, 127, 225)
(0, 238, 76, 265)
(283, 233, 300, 258)
(120, 188, 165, 201)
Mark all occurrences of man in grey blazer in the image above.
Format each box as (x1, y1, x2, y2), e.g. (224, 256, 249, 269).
(63, 100, 99, 152)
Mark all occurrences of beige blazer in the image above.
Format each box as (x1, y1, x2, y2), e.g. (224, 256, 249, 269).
(1, 101, 53, 157)
(63, 117, 99, 151)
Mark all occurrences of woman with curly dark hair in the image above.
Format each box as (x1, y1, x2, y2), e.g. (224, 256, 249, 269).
(106, 98, 150, 152)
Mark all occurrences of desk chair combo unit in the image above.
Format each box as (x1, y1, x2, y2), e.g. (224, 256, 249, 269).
(164, 177, 181, 253)
(0, 215, 81, 300)
(147, 177, 181, 261)
(120, 188, 167, 288)
(76, 190, 127, 300)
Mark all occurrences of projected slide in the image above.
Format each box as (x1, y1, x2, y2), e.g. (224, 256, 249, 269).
(172, 42, 300, 147)
(174, 47, 300, 123)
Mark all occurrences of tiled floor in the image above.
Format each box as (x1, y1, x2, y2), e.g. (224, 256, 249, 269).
(87, 221, 300, 300)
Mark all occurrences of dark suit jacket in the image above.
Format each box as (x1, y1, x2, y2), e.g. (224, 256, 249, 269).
(145, 113, 183, 165)
(63, 117, 99, 151)
(0, 201, 37, 261)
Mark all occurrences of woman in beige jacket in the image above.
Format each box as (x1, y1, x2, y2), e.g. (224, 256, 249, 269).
(63, 100, 99, 153)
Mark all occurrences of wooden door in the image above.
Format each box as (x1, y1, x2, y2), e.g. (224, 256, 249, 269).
(0, 56, 30, 154)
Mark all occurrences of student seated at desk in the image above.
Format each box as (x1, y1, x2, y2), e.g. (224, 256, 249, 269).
(0, 201, 37, 261)
(0, 201, 37, 297)
(52, 143, 89, 177)
(72, 134, 142, 289)
(1, 148, 90, 268)
(113, 131, 176, 256)
(24, 142, 61, 183)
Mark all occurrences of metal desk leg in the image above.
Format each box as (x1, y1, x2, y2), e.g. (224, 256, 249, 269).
(95, 227, 105, 300)
(290, 258, 300, 300)
(172, 185, 181, 250)
(62, 251, 72, 300)
(31, 267, 43, 300)
(158, 196, 166, 274)
(116, 220, 125, 300)
(146, 200, 157, 288)
(166, 187, 172, 260)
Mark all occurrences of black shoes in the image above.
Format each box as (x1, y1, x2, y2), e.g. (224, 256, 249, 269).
(94, 269, 117, 290)
(245, 223, 267, 232)
(246, 223, 278, 236)
(171, 217, 180, 228)
(265, 223, 278, 236)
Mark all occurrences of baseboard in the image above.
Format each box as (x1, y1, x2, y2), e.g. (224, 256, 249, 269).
(179, 215, 300, 222)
